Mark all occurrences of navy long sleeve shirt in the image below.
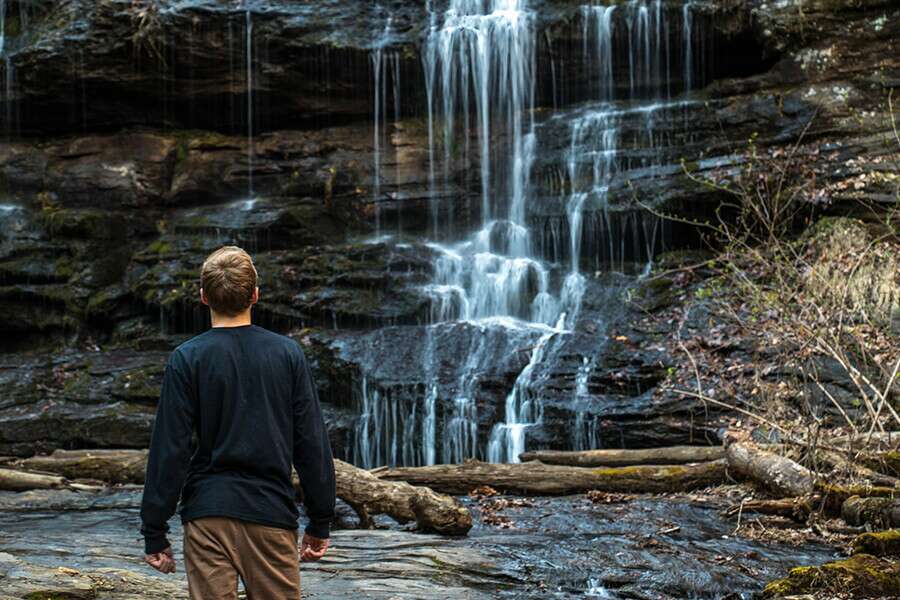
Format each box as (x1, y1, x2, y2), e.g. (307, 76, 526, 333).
(140, 324, 336, 555)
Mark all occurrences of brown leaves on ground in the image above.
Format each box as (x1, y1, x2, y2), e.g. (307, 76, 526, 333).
(471, 488, 536, 529)
(468, 485, 499, 499)
(586, 490, 633, 504)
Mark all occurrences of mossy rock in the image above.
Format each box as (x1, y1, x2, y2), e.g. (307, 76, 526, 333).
(853, 530, 900, 557)
(630, 275, 675, 312)
(111, 363, 164, 403)
(763, 554, 900, 598)
(43, 208, 124, 240)
(655, 249, 714, 270)
(86, 284, 129, 319)
(23, 592, 95, 600)
(60, 370, 93, 399)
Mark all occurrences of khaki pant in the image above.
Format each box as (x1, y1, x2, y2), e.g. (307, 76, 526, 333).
(183, 517, 300, 600)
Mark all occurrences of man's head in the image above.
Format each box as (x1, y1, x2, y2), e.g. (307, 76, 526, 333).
(200, 246, 259, 319)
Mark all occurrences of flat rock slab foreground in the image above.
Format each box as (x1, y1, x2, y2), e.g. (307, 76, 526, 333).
(0, 530, 511, 599)
(0, 489, 838, 599)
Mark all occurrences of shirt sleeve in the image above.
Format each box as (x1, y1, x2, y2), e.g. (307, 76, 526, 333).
(140, 351, 195, 554)
(292, 349, 336, 539)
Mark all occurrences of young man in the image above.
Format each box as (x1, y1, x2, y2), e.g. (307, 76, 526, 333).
(140, 246, 336, 599)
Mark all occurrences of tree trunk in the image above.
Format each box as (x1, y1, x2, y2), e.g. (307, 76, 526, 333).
(818, 450, 900, 487)
(0, 467, 67, 491)
(831, 432, 900, 448)
(18, 449, 148, 484)
(332, 459, 472, 536)
(726, 496, 818, 522)
(519, 446, 724, 467)
(375, 459, 726, 495)
(725, 442, 815, 497)
(842, 496, 900, 529)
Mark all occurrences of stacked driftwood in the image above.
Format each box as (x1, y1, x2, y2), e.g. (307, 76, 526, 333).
(0, 450, 472, 536)
(2, 434, 898, 548)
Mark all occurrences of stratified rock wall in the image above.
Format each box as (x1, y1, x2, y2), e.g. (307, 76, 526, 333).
(0, 0, 896, 457)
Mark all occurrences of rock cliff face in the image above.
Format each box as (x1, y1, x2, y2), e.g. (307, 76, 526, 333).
(0, 0, 896, 459)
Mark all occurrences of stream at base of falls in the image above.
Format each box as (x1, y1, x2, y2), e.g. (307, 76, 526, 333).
(0, 489, 837, 599)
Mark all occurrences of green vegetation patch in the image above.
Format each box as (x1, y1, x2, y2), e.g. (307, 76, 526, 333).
(853, 530, 900, 557)
(763, 554, 900, 598)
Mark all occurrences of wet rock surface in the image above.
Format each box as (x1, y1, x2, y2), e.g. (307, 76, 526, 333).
(0, 488, 837, 599)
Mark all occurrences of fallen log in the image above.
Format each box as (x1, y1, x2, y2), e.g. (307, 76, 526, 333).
(725, 442, 815, 497)
(832, 432, 900, 449)
(519, 446, 724, 467)
(818, 450, 900, 488)
(18, 449, 148, 485)
(333, 459, 472, 536)
(375, 459, 727, 495)
(842, 495, 900, 529)
(726, 496, 818, 522)
(860, 451, 900, 478)
(4, 451, 472, 537)
(852, 530, 900, 556)
(819, 483, 899, 514)
(0, 467, 67, 491)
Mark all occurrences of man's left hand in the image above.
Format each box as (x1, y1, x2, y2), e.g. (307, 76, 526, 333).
(300, 533, 330, 562)
(144, 546, 176, 574)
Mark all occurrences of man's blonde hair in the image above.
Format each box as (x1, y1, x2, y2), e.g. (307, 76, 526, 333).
(201, 246, 258, 317)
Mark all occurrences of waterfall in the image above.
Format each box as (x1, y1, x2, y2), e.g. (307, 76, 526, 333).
(372, 16, 404, 236)
(581, 5, 616, 101)
(354, 377, 431, 468)
(683, 2, 693, 92)
(423, 0, 535, 228)
(0, 0, 6, 55)
(352, 0, 708, 467)
(573, 357, 600, 451)
(420, 0, 575, 330)
(1, 0, 12, 139)
(245, 3, 254, 199)
(487, 314, 564, 463)
(372, 45, 382, 232)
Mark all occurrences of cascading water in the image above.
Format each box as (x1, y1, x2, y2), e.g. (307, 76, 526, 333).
(372, 15, 403, 236)
(1, 0, 14, 139)
(0, 0, 6, 55)
(352, 0, 707, 467)
(245, 2, 254, 200)
(683, 2, 693, 93)
(423, 0, 535, 232)
(487, 314, 565, 463)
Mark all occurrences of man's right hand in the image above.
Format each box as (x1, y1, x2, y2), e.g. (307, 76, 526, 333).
(300, 533, 330, 562)
(144, 546, 176, 573)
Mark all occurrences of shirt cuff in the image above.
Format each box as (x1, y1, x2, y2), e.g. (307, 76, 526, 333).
(304, 520, 330, 539)
(144, 534, 171, 555)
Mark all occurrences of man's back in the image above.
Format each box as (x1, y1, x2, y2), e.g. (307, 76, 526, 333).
(141, 324, 335, 550)
(176, 325, 318, 528)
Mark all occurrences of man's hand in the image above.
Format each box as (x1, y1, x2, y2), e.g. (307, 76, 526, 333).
(144, 546, 176, 573)
(300, 533, 329, 562)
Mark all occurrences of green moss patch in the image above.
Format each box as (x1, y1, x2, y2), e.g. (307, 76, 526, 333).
(763, 554, 900, 598)
(853, 530, 900, 557)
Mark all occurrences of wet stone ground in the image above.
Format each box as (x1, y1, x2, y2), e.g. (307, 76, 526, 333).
(0, 489, 837, 599)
